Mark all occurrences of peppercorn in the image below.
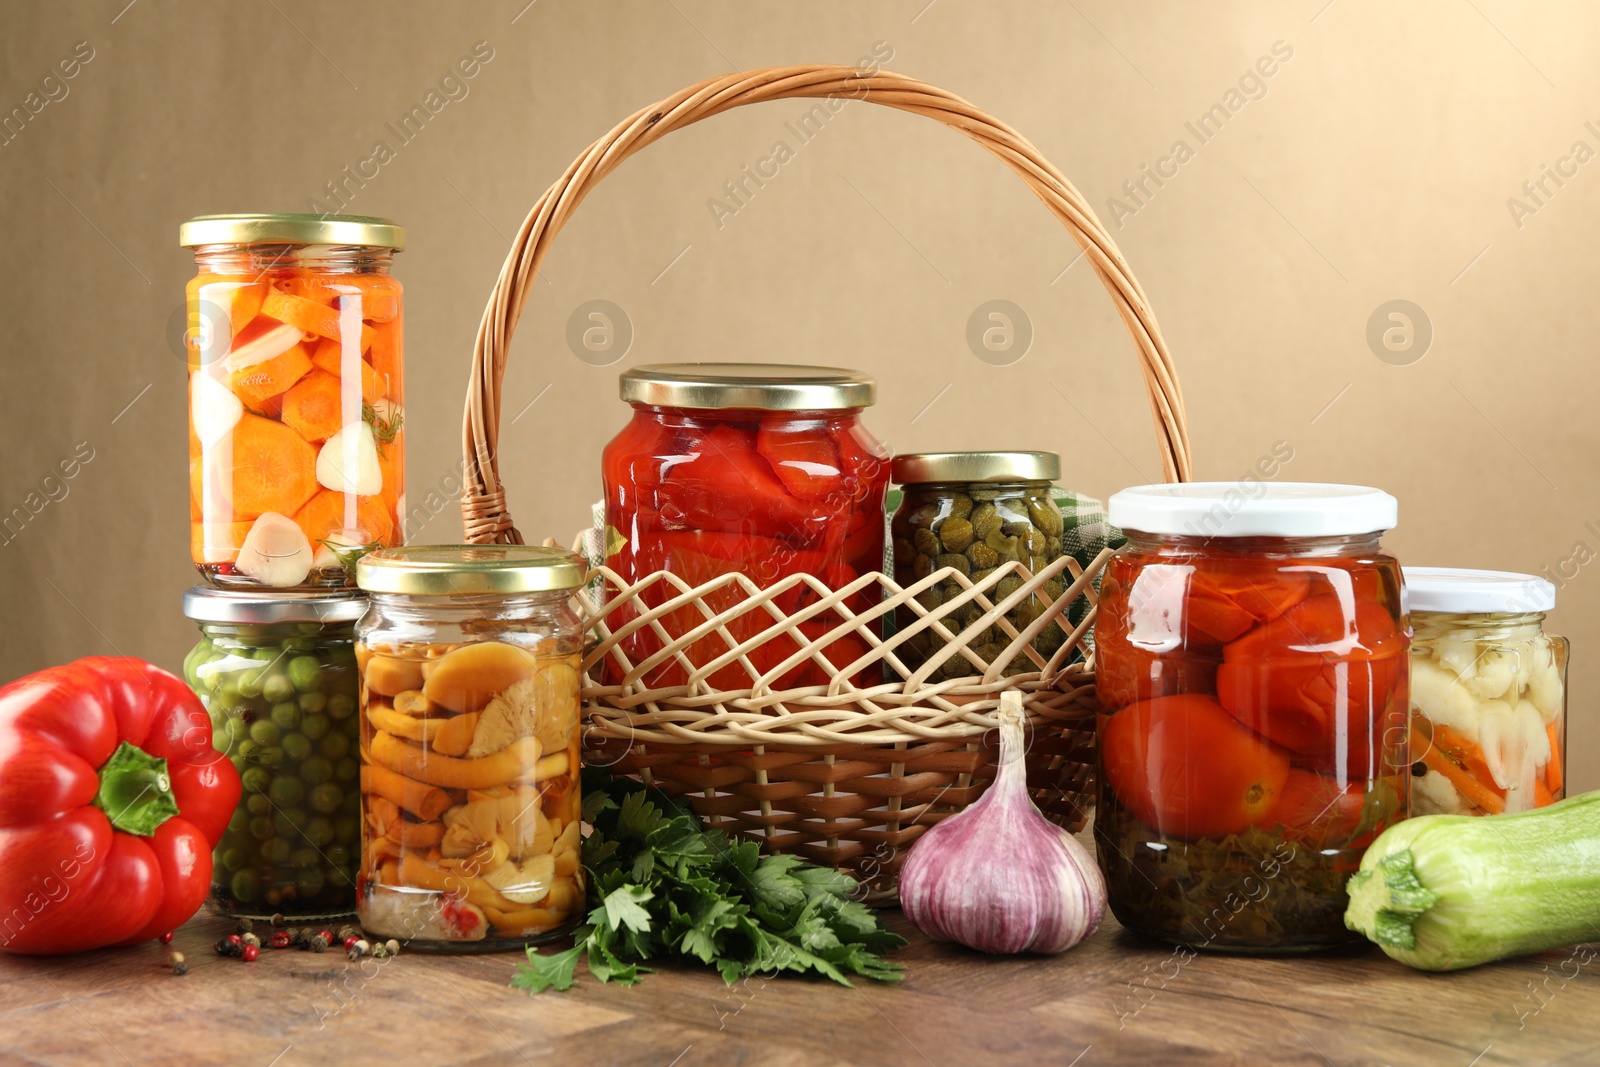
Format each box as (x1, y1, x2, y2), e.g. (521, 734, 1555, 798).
(159, 931, 174, 945)
(214, 938, 238, 957)
(241, 932, 261, 949)
(242, 943, 259, 962)
(347, 945, 363, 961)
(270, 931, 292, 949)
(170, 951, 187, 977)
(337, 924, 360, 941)
(226, 934, 242, 947)
(309, 933, 329, 953)
(343, 935, 360, 950)
(236, 918, 255, 934)
(270, 912, 286, 927)
(370, 944, 388, 959)
(384, 939, 400, 956)
(352, 939, 369, 956)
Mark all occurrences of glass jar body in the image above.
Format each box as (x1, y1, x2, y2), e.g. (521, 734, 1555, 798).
(354, 589, 584, 950)
(187, 244, 404, 590)
(1411, 610, 1566, 815)
(891, 479, 1069, 677)
(600, 404, 889, 689)
(1093, 531, 1410, 952)
(181, 618, 362, 919)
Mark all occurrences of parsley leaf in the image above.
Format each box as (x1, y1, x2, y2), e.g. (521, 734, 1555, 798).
(508, 768, 906, 995)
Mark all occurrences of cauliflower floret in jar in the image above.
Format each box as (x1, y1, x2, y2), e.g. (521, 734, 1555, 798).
(1412, 766, 1466, 816)
(1411, 658, 1483, 743)
(1462, 647, 1518, 702)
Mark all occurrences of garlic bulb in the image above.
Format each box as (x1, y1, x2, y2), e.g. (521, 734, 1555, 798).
(899, 690, 1106, 954)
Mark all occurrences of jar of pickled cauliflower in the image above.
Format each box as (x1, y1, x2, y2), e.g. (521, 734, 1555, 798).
(1095, 483, 1409, 952)
(354, 545, 586, 950)
(180, 587, 365, 919)
(180, 213, 405, 591)
(1405, 567, 1565, 816)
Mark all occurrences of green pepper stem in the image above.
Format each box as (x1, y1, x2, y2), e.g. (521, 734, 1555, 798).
(94, 741, 181, 836)
(1343, 849, 1440, 950)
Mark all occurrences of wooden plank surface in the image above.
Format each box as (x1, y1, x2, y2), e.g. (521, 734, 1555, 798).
(1, 901, 1597, 1066)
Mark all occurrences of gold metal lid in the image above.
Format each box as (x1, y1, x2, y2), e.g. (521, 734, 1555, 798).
(892, 451, 1060, 485)
(619, 363, 875, 411)
(179, 213, 406, 251)
(355, 545, 586, 596)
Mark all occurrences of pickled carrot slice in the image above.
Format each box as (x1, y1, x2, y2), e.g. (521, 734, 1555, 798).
(294, 487, 393, 549)
(1413, 723, 1505, 815)
(226, 414, 319, 517)
(366, 321, 401, 401)
(309, 337, 384, 405)
(281, 369, 351, 444)
(190, 520, 256, 564)
(261, 288, 343, 341)
(229, 341, 312, 412)
(1546, 719, 1564, 795)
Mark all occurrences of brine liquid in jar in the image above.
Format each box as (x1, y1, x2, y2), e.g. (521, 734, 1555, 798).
(1094, 483, 1410, 953)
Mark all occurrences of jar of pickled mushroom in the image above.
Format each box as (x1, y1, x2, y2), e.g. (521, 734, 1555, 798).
(1094, 483, 1409, 952)
(890, 451, 1069, 678)
(1405, 567, 1565, 817)
(180, 587, 365, 919)
(353, 545, 586, 950)
(601, 363, 889, 691)
(180, 213, 405, 591)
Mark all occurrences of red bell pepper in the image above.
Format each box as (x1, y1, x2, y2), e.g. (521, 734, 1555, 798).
(0, 656, 240, 955)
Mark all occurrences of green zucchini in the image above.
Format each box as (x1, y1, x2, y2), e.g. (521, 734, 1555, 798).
(1345, 789, 1600, 971)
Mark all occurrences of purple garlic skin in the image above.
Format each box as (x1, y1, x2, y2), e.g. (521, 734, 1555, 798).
(899, 693, 1107, 954)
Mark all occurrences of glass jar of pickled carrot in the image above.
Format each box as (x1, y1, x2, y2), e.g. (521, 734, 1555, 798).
(1094, 483, 1409, 953)
(1405, 567, 1566, 817)
(600, 363, 889, 691)
(179, 214, 405, 591)
(353, 545, 586, 951)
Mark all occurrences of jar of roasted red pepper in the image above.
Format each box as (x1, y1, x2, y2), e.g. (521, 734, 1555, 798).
(180, 214, 405, 591)
(601, 363, 889, 690)
(1094, 483, 1408, 952)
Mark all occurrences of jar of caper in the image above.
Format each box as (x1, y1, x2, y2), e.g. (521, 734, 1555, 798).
(181, 586, 365, 919)
(890, 452, 1069, 677)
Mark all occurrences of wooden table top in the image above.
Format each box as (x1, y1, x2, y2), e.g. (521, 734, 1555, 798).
(2, 900, 1596, 1067)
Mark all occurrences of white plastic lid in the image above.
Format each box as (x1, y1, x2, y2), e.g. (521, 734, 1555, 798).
(1108, 482, 1398, 538)
(1404, 567, 1556, 614)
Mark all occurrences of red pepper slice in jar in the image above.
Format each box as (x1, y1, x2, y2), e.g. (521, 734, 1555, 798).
(754, 420, 844, 501)
(1100, 694, 1291, 840)
(656, 423, 826, 539)
(1215, 593, 1406, 775)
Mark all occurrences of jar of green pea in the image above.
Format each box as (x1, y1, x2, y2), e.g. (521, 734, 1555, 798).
(181, 586, 365, 919)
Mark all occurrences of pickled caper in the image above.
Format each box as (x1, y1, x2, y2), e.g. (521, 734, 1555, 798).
(270, 701, 301, 731)
(246, 793, 271, 816)
(304, 816, 335, 847)
(231, 869, 262, 903)
(248, 720, 281, 747)
(326, 693, 356, 721)
(241, 766, 272, 795)
(299, 713, 331, 741)
(297, 691, 327, 714)
(261, 837, 292, 865)
(300, 757, 334, 786)
(317, 731, 351, 761)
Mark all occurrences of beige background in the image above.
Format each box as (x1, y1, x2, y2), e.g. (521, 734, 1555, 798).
(3, 1, 1596, 787)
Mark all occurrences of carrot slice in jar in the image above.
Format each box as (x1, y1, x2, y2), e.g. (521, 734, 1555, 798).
(261, 288, 344, 341)
(281, 369, 355, 444)
(226, 414, 319, 517)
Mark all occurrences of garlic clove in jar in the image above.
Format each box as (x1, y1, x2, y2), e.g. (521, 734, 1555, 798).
(235, 512, 314, 587)
(898, 690, 1105, 955)
(316, 421, 383, 496)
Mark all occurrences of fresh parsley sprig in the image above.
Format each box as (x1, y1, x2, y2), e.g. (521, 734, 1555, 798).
(510, 770, 906, 993)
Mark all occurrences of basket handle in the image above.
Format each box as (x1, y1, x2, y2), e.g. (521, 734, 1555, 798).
(461, 64, 1191, 543)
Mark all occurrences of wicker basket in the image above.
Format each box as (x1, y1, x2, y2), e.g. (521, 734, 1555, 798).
(459, 64, 1191, 903)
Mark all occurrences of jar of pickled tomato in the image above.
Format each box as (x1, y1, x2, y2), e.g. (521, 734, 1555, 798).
(1405, 567, 1565, 817)
(1094, 483, 1409, 952)
(354, 545, 586, 950)
(180, 213, 405, 591)
(601, 363, 890, 691)
(180, 587, 365, 920)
